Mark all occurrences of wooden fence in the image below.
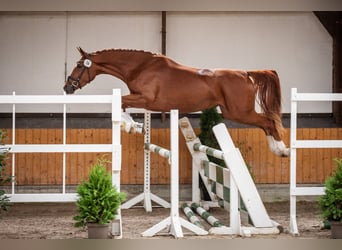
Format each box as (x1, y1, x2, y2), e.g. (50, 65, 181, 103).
(1, 127, 341, 186)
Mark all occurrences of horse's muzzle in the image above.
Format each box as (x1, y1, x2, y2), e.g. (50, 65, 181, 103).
(63, 84, 75, 94)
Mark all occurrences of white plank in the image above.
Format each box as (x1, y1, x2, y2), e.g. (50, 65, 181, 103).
(6, 144, 114, 153)
(0, 95, 114, 104)
(293, 140, 342, 148)
(8, 193, 78, 202)
(293, 93, 342, 102)
(213, 123, 273, 228)
(290, 187, 325, 196)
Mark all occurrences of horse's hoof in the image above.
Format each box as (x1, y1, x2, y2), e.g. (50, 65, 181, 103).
(266, 136, 290, 157)
(281, 148, 290, 157)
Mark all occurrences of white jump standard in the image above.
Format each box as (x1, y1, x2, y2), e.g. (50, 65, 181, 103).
(121, 111, 170, 212)
(180, 117, 281, 236)
(141, 110, 208, 238)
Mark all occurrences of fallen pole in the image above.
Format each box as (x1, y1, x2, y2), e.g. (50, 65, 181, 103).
(181, 203, 206, 230)
(191, 202, 224, 227)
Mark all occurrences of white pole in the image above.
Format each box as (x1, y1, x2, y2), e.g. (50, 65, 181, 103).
(11, 92, 16, 195)
(111, 89, 122, 238)
(169, 109, 183, 237)
(62, 91, 66, 194)
(290, 88, 299, 235)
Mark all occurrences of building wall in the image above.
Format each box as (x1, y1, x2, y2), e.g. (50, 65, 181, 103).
(0, 12, 333, 113)
(167, 12, 333, 113)
(0, 12, 161, 113)
(0, 10, 339, 186)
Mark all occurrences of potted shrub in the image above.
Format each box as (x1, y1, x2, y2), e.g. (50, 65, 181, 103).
(73, 158, 126, 239)
(0, 130, 12, 218)
(318, 158, 342, 239)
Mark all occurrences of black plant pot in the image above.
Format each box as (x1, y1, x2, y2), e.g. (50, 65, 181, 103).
(87, 223, 110, 239)
(330, 221, 342, 239)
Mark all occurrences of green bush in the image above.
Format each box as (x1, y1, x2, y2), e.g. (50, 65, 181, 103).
(0, 130, 12, 218)
(73, 158, 126, 228)
(199, 107, 225, 167)
(318, 158, 342, 223)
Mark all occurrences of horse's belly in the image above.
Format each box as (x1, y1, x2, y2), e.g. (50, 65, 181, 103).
(148, 93, 216, 113)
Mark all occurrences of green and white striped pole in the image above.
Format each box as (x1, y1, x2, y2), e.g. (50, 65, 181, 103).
(181, 203, 205, 229)
(191, 202, 224, 227)
(193, 143, 224, 160)
(144, 143, 170, 159)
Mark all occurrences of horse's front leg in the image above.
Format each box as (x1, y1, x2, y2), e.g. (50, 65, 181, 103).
(122, 94, 148, 110)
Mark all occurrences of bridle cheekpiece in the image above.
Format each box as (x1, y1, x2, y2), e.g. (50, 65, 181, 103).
(66, 56, 92, 91)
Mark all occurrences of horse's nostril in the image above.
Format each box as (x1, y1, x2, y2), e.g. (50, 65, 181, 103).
(63, 84, 74, 94)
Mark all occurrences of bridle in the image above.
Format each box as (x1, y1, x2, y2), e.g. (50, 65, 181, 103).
(66, 57, 93, 91)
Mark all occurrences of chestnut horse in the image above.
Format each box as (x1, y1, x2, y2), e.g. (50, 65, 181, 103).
(64, 48, 289, 157)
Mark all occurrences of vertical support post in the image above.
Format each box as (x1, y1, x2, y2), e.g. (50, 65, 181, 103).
(111, 89, 122, 238)
(169, 109, 183, 237)
(160, 11, 167, 123)
(192, 158, 200, 203)
(143, 111, 152, 211)
(290, 88, 299, 235)
(62, 92, 67, 195)
(11, 92, 16, 195)
(229, 166, 240, 234)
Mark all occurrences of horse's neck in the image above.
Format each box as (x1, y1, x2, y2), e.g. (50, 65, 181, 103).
(98, 63, 126, 81)
(94, 51, 152, 82)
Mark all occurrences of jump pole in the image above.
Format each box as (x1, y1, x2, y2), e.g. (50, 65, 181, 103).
(141, 110, 208, 238)
(121, 111, 170, 212)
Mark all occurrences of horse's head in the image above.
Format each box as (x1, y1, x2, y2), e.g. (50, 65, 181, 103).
(63, 47, 97, 94)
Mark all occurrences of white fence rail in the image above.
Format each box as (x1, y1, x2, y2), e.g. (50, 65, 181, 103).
(290, 88, 342, 235)
(0, 90, 122, 203)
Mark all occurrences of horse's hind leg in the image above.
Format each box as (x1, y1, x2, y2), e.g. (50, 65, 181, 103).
(221, 108, 289, 157)
(265, 135, 290, 157)
(248, 112, 289, 157)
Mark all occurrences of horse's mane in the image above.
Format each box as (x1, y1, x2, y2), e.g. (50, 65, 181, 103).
(91, 48, 160, 57)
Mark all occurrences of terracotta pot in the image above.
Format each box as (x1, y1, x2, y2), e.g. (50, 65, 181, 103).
(330, 221, 342, 239)
(87, 223, 110, 239)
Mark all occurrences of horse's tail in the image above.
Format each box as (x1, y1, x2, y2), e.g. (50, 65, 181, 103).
(247, 70, 284, 138)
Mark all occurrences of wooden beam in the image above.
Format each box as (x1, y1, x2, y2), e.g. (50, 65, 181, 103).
(314, 12, 342, 124)
(161, 11, 167, 123)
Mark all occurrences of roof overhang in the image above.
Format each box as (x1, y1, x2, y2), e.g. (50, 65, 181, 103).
(0, 0, 341, 12)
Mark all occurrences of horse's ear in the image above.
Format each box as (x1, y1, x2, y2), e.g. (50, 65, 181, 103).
(77, 47, 87, 57)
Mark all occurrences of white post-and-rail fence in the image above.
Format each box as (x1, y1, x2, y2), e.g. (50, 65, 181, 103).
(0, 89, 123, 236)
(290, 88, 342, 235)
